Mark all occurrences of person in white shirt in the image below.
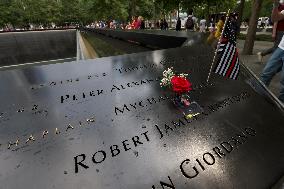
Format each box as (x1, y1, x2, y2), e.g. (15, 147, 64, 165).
(199, 16, 206, 33)
(260, 0, 284, 103)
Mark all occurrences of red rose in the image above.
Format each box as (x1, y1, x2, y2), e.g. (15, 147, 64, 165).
(171, 76, 192, 94)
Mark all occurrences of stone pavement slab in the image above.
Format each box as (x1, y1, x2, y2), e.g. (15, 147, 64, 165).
(237, 40, 281, 97)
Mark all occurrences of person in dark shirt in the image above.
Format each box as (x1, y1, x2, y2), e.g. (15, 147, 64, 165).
(156, 21, 160, 29)
(160, 19, 164, 30)
(148, 22, 152, 29)
(164, 19, 168, 30)
(139, 16, 145, 29)
(176, 17, 181, 31)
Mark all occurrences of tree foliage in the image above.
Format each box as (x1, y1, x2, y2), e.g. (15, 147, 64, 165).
(0, 0, 257, 28)
(243, 0, 272, 21)
(180, 0, 238, 18)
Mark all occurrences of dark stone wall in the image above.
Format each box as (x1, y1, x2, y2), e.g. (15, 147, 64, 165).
(0, 30, 76, 66)
(84, 28, 191, 49)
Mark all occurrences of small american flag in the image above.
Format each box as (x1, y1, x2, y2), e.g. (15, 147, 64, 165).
(213, 18, 239, 80)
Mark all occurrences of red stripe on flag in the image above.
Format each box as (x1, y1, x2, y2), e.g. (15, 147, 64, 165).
(225, 51, 238, 78)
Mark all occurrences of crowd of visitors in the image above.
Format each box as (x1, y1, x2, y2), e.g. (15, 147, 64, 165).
(83, 8, 239, 34)
(86, 15, 227, 34)
(0, 10, 266, 37)
(1, 8, 243, 34)
(1, 23, 78, 32)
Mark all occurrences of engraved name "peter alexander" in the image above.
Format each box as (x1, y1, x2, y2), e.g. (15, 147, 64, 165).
(60, 77, 160, 104)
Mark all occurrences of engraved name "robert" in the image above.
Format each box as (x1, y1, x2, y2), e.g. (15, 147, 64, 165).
(74, 130, 151, 173)
(73, 91, 252, 174)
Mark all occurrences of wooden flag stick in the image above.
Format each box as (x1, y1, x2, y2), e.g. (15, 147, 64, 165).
(206, 9, 231, 83)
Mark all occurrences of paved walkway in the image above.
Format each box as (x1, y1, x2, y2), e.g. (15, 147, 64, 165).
(240, 31, 272, 35)
(237, 40, 281, 97)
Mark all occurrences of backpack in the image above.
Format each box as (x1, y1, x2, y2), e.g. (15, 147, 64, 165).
(185, 17, 194, 29)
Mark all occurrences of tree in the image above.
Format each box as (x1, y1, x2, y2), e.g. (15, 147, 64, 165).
(44, 0, 61, 24)
(89, 0, 128, 21)
(236, 0, 245, 34)
(242, 0, 252, 21)
(0, 0, 26, 28)
(127, 0, 155, 20)
(180, 0, 237, 20)
(0, 0, 243, 28)
(259, 0, 272, 17)
(242, 0, 271, 21)
(154, 0, 179, 19)
(242, 0, 263, 55)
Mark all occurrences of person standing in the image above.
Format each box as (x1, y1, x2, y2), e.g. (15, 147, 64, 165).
(140, 20, 145, 29)
(156, 21, 160, 29)
(260, 0, 284, 103)
(257, 0, 284, 62)
(176, 17, 181, 31)
(148, 22, 152, 29)
(134, 16, 141, 29)
(265, 17, 270, 28)
(185, 9, 197, 31)
(138, 16, 144, 29)
(164, 19, 169, 30)
(131, 16, 140, 29)
(215, 16, 225, 39)
(199, 16, 207, 33)
(261, 17, 266, 28)
(160, 19, 164, 30)
(210, 16, 225, 48)
(207, 23, 216, 45)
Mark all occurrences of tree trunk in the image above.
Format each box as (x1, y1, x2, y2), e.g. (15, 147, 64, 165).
(177, 3, 179, 18)
(242, 0, 263, 55)
(153, 2, 156, 29)
(237, 0, 245, 34)
(128, 0, 136, 19)
(170, 13, 172, 29)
